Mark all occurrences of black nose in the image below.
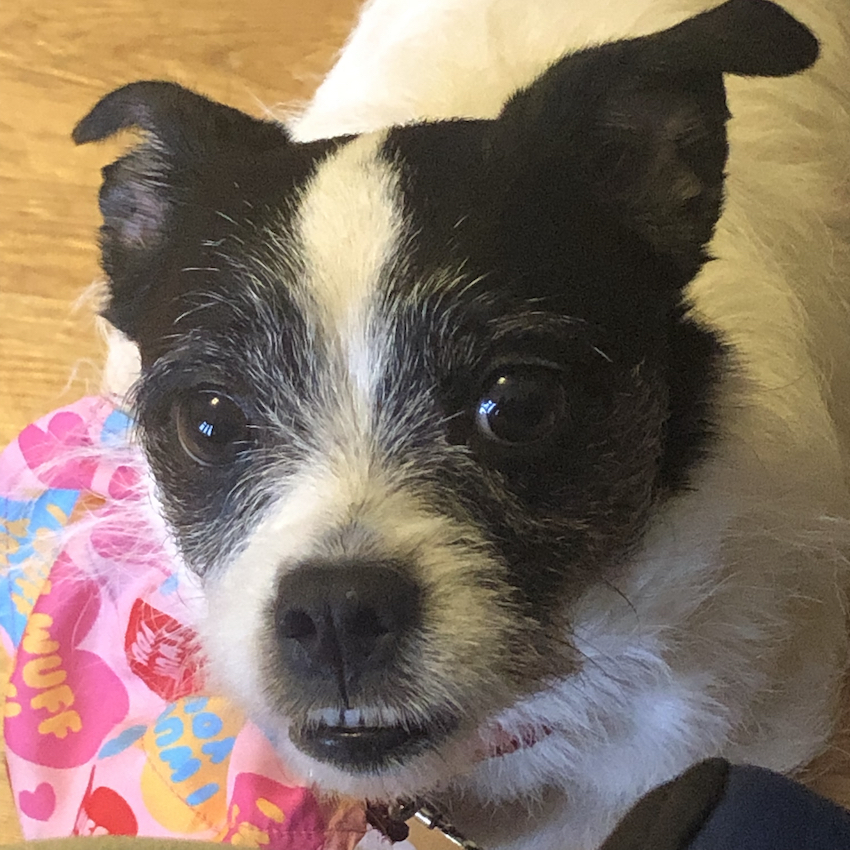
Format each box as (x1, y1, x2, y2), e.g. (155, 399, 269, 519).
(274, 560, 422, 703)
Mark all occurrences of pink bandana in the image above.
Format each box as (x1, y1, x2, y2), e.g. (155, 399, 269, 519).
(0, 397, 415, 850)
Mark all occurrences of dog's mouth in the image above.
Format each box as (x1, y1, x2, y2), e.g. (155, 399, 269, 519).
(290, 712, 458, 772)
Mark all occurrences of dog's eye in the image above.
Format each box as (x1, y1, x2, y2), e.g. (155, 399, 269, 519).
(475, 367, 565, 445)
(174, 389, 252, 466)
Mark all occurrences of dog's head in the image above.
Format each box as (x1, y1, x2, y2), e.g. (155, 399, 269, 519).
(74, 0, 816, 800)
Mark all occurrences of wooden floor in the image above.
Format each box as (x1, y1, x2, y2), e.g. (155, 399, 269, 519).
(1, 0, 849, 844)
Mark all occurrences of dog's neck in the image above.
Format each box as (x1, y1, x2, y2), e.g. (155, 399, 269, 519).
(370, 725, 555, 846)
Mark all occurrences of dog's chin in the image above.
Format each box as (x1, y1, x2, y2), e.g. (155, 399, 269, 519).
(290, 714, 458, 773)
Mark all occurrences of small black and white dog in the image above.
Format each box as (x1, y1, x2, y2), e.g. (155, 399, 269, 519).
(74, 0, 850, 847)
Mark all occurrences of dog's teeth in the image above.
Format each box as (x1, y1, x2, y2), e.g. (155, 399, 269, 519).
(318, 708, 338, 727)
(307, 705, 404, 729)
(343, 708, 363, 727)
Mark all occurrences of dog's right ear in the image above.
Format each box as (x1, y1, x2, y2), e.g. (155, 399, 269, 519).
(73, 80, 288, 254)
(495, 0, 818, 283)
(73, 81, 290, 338)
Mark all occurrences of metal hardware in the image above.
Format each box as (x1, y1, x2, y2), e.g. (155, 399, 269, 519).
(412, 801, 484, 849)
(371, 797, 484, 848)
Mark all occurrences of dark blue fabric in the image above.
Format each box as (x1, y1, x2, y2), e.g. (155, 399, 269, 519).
(690, 764, 850, 850)
(599, 759, 850, 850)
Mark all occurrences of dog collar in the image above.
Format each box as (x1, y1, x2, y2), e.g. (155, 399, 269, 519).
(367, 798, 483, 848)
(367, 723, 553, 846)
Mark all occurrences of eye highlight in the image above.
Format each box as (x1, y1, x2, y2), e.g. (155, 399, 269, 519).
(475, 367, 566, 446)
(174, 389, 252, 466)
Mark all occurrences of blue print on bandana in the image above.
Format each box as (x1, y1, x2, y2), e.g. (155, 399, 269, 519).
(0, 489, 79, 647)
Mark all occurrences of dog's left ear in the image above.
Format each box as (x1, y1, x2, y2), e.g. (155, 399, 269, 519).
(498, 0, 818, 279)
(73, 81, 290, 340)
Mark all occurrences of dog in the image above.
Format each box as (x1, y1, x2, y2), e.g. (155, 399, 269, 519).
(72, 0, 850, 847)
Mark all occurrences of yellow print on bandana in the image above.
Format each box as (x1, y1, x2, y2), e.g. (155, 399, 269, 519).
(141, 696, 241, 834)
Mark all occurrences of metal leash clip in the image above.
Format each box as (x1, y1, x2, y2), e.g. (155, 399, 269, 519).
(412, 800, 484, 849)
(382, 798, 484, 849)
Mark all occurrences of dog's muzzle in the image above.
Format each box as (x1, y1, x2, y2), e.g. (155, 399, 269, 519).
(274, 559, 455, 769)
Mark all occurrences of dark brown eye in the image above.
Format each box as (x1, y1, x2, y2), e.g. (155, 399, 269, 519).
(174, 389, 252, 466)
(475, 368, 565, 445)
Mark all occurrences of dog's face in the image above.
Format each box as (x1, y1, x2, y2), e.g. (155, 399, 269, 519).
(75, 0, 816, 800)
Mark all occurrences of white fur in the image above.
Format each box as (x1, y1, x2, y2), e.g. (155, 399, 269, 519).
(103, 2, 850, 848)
(99, 321, 141, 402)
(292, 130, 400, 407)
(291, 0, 706, 140)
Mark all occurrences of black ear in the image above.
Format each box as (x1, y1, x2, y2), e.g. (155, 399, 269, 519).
(73, 81, 290, 336)
(499, 0, 819, 280)
(74, 80, 288, 254)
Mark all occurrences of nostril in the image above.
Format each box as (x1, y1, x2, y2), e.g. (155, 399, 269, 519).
(279, 609, 318, 643)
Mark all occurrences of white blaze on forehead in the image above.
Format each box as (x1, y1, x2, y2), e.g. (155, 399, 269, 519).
(294, 131, 403, 405)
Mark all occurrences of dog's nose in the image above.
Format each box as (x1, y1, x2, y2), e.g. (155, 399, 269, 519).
(274, 560, 421, 701)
